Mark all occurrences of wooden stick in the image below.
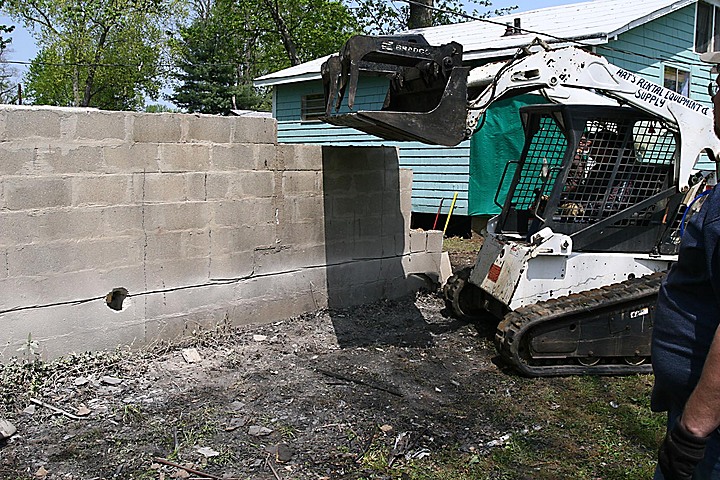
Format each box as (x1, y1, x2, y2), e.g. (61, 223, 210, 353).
(152, 457, 229, 480)
(315, 368, 403, 397)
(265, 453, 282, 480)
(30, 398, 83, 420)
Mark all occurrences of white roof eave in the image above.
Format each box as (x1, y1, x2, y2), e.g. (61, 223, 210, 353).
(463, 35, 609, 61)
(254, 71, 322, 88)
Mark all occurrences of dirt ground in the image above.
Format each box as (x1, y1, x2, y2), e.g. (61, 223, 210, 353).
(0, 246, 659, 480)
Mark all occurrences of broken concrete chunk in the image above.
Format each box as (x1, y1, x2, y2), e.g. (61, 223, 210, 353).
(196, 446, 219, 457)
(74, 376, 90, 387)
(100, 376, 122, 386)
(76, 405, 91, 417)
(181, 348, 202, 364)
(23, 405, 36, 415)
(248, 425, 273, 436)
(0, 419, 16, 439)
(34, 466, 49, 478)
(265, 443, 293, 462)
(225, 417, 248, 431)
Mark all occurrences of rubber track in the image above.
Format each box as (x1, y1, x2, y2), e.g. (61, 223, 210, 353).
(495, 272, 665, 377)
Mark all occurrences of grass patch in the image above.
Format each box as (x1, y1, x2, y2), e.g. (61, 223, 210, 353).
(443, 236, 482, 253)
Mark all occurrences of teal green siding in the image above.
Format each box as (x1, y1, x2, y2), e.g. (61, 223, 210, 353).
(600, 4, 712, 103)
(274, 2, 715, 217)
(599, 3, 715, 169)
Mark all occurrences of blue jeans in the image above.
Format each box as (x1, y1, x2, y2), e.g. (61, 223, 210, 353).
(654, 409, 720, 479)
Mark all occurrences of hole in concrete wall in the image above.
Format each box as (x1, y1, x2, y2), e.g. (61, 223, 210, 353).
(105, 287, 129, 311)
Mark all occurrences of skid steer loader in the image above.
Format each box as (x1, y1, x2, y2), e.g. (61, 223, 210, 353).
(320, 35, 720, 376)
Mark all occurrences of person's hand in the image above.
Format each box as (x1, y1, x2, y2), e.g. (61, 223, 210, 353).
(658, 420, 708, 480)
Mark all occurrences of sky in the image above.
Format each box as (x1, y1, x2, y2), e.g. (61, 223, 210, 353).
(1, 0, 583, 68)
(0, 0, 583, 101)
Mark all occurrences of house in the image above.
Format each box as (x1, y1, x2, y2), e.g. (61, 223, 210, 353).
(254, 0, 717, 232)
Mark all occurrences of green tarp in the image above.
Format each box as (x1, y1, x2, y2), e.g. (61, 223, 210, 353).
(468, 94, 550, 216)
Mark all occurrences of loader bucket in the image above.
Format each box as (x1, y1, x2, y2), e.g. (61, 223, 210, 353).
(320, 34, 471, 146)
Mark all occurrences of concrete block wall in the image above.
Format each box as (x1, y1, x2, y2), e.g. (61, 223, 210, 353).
(0, 106, 446, 360)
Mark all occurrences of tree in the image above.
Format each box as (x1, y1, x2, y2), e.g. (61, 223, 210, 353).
(350, 0, 517, 35)
(2, 0, 183, 109)
(171, 6, 262, 114)
(171, 0, 359, 114)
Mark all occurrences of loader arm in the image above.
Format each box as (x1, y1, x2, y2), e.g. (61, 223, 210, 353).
(321, 35, 720, 188)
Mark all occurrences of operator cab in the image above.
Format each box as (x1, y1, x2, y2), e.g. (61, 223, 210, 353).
(495, 104, 678, 254)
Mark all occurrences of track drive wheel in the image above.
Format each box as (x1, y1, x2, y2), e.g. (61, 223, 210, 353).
(443, 267, 484, 321)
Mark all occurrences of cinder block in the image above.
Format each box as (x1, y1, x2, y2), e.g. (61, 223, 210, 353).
(356, 216, 383, 239)
(282, 171, 322, 195)
(0, 144, 37, 175)
(282, 196, 324, 224)
(323, 218, 354, 247)
(0, 250, 6, 279)
(144, 202, 211, 231)
(212, 143, 274, 171)
(0, 266, 145, 310)
(206, 172, 231, 199)
(100, 205, 145, 236)
(277, 144, 323, 171)
(36, 145, 105, 174)
(31, 207, 105, 243)
(208, 252, 255, 280)
(230, 116, 277, 144)
(426, 230, 443, 253)
(399, 168, 413, 189)
(211, 224, 277, 254)
(7, 237, 143, 277)
(352, 171, 385, 194)
(322, 146, 389, 172)
(409, 229, 427, 253)
(5, 107, 63, 140)
(145, 230, 210, 262)
(212, 199, 276, 227)
(402, 251, 442, 277)
(103, 144, 160, 173)
(351, 236, 385, 260)
(132, 113, 183, 143)
(2, 177, 72, 210)
(145, 231, 184, 261)
(207, 170, 276, 200)
(72, 175, 133, 206)
(186, 114, 234, 144)
(185, 172, 207, 202)
(73, 111, 129, 141)
(254, 244, 326, 275)
(381, 234, 405, 258)
(321, 171, 353, 192)
(135, 173, 188, 203)
(235, 171, 275, 198)
(158, 144, 211, 172)
(143, 280, 235, 318)
(1, 301, 146, 361)
(143, 257, 211, 291)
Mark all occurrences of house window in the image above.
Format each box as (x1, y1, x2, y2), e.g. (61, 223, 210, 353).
(301, 94, 325, 121)
(663, 65, 690, 95)
(695, 1, 720, 53)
